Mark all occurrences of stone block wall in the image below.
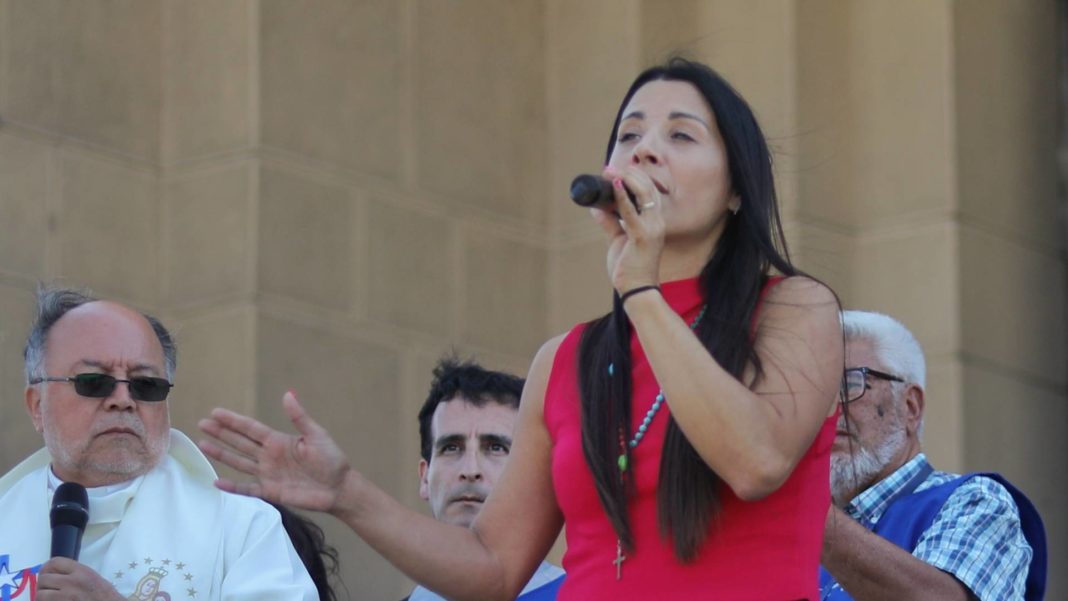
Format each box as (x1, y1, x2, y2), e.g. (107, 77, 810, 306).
(0, 1, 1063, 596)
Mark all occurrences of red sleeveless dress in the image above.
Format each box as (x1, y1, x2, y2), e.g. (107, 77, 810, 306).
(544, 277, 834, 600)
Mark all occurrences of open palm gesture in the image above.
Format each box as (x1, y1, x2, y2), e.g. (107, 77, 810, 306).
(198, 391, 351, 513)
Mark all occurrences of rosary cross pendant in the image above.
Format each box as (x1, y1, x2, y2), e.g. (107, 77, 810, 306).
(613, 539, 626, 580)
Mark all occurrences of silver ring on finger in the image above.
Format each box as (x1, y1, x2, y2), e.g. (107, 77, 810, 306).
(641, 201, 656, 210)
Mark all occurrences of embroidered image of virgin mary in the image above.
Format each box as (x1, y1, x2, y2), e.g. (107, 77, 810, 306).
(129, 567, 170, 601)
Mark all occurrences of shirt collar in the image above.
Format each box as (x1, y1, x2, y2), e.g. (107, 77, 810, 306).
(845, 453, 929, 524)
(47, 465, 146, 524)
(47, 466, 140, 497)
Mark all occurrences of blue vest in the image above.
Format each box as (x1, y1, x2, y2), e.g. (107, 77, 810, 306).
(518, 574, 564, 601)
(819, 468, 1047, 601)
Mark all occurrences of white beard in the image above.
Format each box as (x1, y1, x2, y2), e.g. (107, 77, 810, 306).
(830, 427, 905, 506)
(44, 420, 170, 483)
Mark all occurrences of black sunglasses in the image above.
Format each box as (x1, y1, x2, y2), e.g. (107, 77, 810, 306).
(30, 373, 173, 402)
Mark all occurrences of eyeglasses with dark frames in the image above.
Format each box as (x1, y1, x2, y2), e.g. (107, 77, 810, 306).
(30, 373, 173, 402)
(841, 367, 904, 404)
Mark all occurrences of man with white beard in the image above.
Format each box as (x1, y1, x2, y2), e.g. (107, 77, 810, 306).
(819, 311, 1046, 601)
(0, 288, 316, 600)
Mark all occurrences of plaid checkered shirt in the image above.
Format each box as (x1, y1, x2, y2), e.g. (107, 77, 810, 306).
(841, 453, 1033, 601)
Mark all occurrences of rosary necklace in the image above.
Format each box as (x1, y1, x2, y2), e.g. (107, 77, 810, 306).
(610, 304, 707, 580)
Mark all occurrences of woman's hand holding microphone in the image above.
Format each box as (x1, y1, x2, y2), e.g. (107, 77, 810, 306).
(587, 165, 666, 305)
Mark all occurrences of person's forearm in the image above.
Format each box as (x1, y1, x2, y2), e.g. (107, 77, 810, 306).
(822, 507, 973, 601)
(623, 284, 840, 500)
(624, 292, 780, 493)
(330, 468, 511, 601)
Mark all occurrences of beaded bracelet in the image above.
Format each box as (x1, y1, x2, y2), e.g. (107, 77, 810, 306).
(619, 284, 661, 305)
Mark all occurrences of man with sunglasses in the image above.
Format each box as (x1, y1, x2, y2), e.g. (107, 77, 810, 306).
(819, 311, 1046, 601)
(0, 288, 317, 600)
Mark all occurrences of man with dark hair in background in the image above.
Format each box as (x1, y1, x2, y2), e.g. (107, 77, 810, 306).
(403, 357, 564, 601)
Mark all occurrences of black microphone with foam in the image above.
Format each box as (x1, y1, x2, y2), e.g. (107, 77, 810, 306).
(569, 174, 638, 212)
(50, 482, 89, 560)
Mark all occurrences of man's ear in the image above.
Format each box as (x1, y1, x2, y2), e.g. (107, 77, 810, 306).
(903, 384, 925, 437)
(25, 385, 43, 434)
(418, 458, 430, 501)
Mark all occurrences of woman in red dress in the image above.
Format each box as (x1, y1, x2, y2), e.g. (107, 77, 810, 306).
(199, 58, 842, 600)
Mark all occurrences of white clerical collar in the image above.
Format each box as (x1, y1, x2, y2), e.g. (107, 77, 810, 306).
(46, 466, 148, 525)
(46, 466, 141, 497)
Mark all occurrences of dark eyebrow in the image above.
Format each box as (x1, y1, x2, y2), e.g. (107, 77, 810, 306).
(668, 111, 711, 131)
(434, 434, 466, 453)
(620, 110, 710, 132)
(480, 434, 513, 448)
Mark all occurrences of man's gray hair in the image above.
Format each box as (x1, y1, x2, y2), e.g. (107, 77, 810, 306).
(23, 287, 177, 384)
(841, 310, 926, 389)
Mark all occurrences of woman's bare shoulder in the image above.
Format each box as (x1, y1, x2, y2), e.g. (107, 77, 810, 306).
(765, 274, 839, 306)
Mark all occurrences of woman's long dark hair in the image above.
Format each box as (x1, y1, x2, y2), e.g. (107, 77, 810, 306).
(578, 58, 799, 562)
(274, 503, 342, 601)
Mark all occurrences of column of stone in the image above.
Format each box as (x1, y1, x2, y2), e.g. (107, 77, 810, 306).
(796, 0, 966, 468)
(254, 1, 551, 596)
(953, 3, 1066, 597)
(0, 0, 164, 464)
(794, 2, 1066, 596)
(545, 0, 641, 332)
(251, 2, 409, 596)
(160, 0, 260, 437)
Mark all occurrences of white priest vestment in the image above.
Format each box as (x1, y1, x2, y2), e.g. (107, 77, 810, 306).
(0, 429, 317, 601)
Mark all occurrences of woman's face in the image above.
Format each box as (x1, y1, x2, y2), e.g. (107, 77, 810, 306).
(607, 80, 736, 242)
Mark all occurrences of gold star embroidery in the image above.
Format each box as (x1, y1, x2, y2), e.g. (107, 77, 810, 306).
(187, 587, 197, 598)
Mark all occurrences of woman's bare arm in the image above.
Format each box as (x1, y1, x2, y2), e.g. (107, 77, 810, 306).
(624, 276, 841, 499)
(197, 336, 566, 601)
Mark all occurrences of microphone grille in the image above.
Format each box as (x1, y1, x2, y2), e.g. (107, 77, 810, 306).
(51, 482, 89, 528)
(570, 174, 608, 207)
(53, 481, 88, 507)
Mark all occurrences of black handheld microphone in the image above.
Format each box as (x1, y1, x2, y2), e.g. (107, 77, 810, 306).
(569, 174, 638, 212)
(50, 482, 89, 560)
